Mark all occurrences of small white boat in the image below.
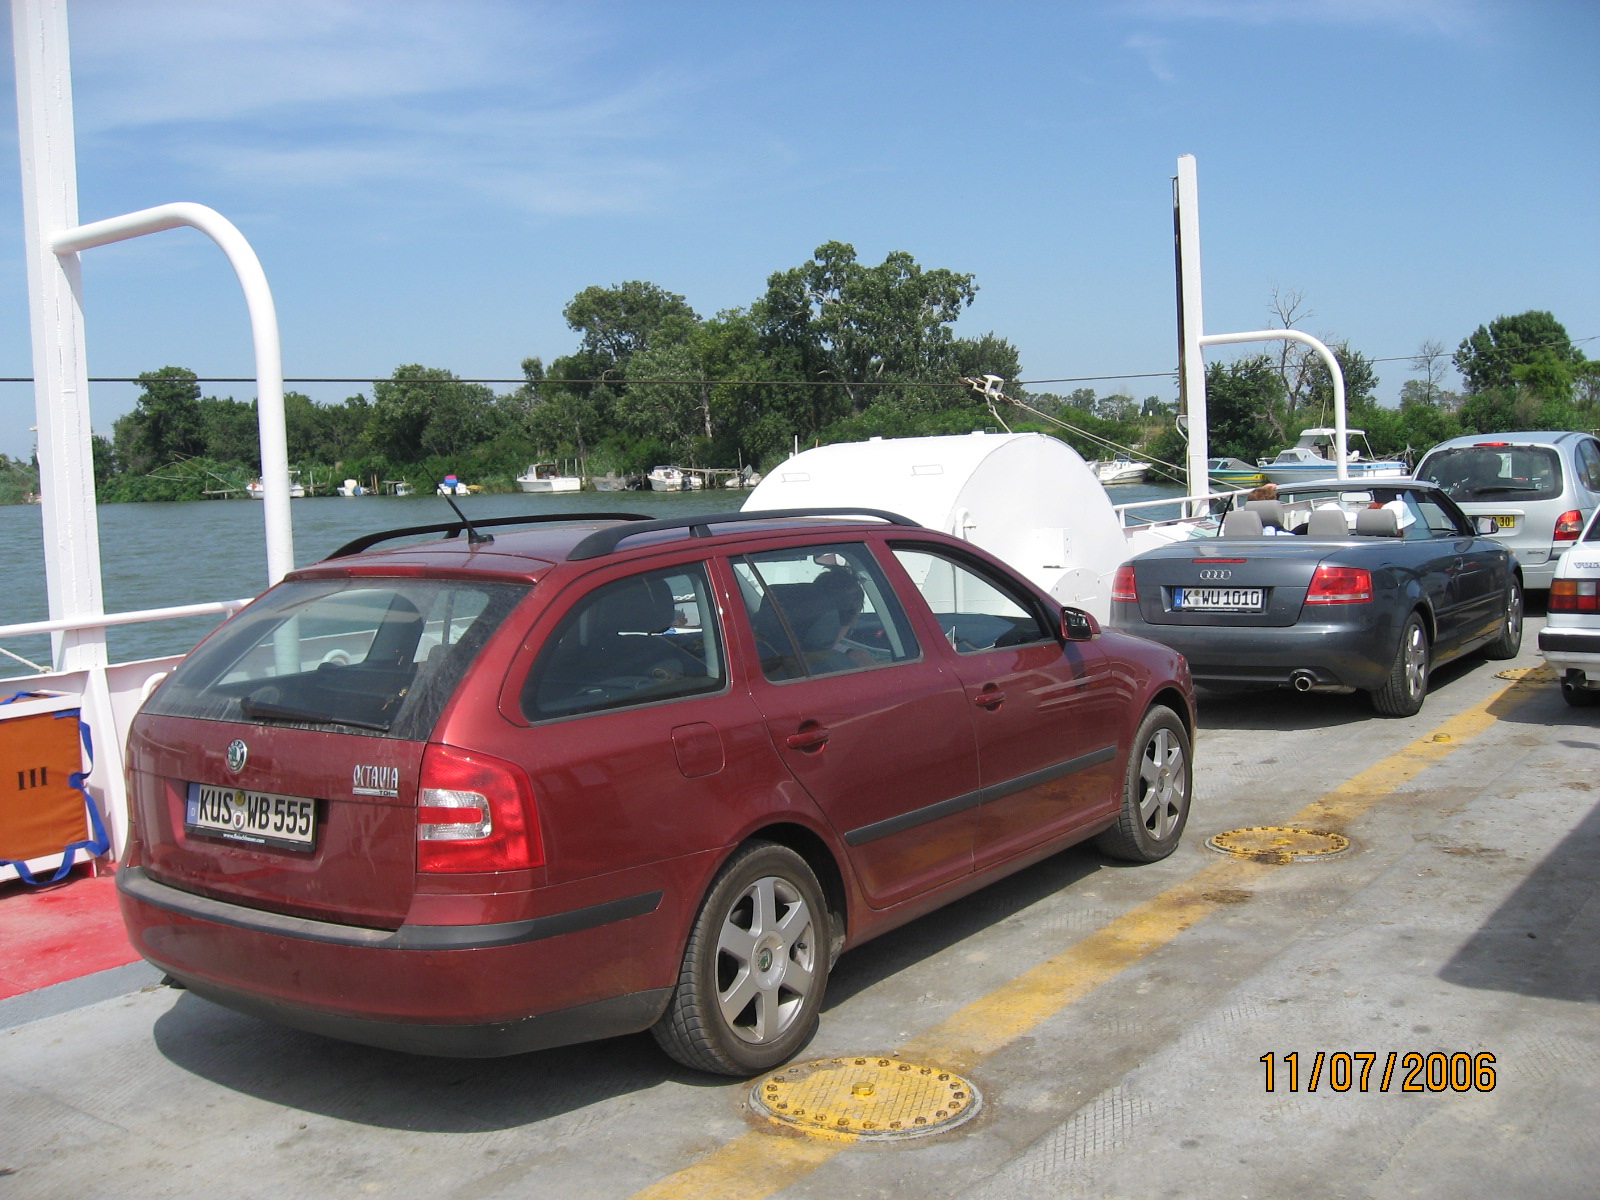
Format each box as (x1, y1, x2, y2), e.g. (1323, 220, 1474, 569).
(246, 471, 306, 500)
(1257, 428, 1408, 485)
(1089, 458, 1150, 485)
(381, 479, 412, 497)
(436, 474, 470, 496)
(336, 478, 366, 497)
(648, 465, 700, 492)
(516, 462, 582, 493)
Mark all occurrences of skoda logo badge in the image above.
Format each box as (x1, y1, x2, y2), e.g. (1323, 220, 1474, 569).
(226, 739, 248, 774)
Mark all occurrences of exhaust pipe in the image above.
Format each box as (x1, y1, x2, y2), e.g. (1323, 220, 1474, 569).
(1291, 671, 1316, 692)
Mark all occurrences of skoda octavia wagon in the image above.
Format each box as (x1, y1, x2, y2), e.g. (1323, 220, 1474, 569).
(120, 508, 1194, 1074)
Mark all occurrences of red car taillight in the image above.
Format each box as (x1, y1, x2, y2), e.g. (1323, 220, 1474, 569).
(1554, 510, 1584, 542)
(1111, 563, 1137, 602)
(1549, 579, 1599, 612)
(417, 743, 544, 873)
(1304, 565, 1373, 604)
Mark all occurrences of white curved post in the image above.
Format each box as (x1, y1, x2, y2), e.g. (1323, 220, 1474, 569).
(1199, 329, 1348, 479)
(52, 202, 295, 581)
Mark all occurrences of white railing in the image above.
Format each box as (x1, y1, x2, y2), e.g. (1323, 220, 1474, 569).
(0, 598, 250, 643)
(1113, 487, 1250, 531)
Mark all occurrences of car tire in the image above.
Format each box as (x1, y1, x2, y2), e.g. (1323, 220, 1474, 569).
(1371, 613, 1430, 717)
(651, 841, 829, 1075)
(1560, 676, 1599, 707)
(1094, 705, 1191, 863)
(1483, 578, 1523, 660)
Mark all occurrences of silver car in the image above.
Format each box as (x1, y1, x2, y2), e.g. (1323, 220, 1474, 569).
(1414, 431, 1600, 589)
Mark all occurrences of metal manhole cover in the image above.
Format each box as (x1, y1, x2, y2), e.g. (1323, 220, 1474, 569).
(750, 1058, 981, 1141)
(1205, 826, 1351, 863)
(1495, 665, 1555, 682)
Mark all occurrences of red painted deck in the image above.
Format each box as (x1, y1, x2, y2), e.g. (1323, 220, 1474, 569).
(0, 866, 139, 999)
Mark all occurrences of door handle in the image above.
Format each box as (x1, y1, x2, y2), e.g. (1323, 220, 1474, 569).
(975, 686, 1006, 710)
(785, 725, 831, 751)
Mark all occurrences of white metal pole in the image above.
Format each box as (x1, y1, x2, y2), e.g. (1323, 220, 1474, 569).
(1200, 329, 1348, 479)
(12, 0, 104, 672)
(53, 202, 295, 583)
(1174, 155, 1208, 507)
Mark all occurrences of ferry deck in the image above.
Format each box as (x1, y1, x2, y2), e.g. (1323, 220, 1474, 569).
(1, 619, 1594, 1199)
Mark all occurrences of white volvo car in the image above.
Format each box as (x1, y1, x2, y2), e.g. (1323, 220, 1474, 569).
(1539, 506, 1600, 706)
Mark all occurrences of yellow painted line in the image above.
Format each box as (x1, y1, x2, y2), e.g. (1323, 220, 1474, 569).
(629, 672, 1547, 1200)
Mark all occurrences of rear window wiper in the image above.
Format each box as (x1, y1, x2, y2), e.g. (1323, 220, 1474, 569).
(239, 694, 392, 732)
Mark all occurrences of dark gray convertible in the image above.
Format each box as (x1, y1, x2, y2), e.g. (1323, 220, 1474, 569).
(1110, 480, 1523, 716)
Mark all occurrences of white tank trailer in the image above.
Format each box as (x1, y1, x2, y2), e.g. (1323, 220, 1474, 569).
(742, 431, 1130, 620)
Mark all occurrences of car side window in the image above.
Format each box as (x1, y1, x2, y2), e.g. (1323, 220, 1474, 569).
(521, 563, 725, 720)
(1413, 495, 1467, 538)
(891, 547, 1054, 653)
(730, 543, 919, 683)
(1577, 439, 1600, 491)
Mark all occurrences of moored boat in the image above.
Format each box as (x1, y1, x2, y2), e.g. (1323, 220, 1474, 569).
(516, 462, 582, 493)
(648, 465, 701, 491)
(1088, 458, 1151, 484)
(1207, 457, 1266, 489)
(1257, 428, 1408, 485)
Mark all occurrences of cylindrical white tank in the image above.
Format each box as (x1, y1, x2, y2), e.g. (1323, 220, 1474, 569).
(742, 431, 1129, 618)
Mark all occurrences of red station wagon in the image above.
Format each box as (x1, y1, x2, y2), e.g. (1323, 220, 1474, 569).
(119, 508, 1195, 1074)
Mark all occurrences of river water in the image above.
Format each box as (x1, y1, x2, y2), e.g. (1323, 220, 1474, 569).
(0, 479, 1183, 678)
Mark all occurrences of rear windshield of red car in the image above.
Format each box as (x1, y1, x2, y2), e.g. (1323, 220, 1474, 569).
(1416, 445, 1563, 503)
(142, 577, 529, 740)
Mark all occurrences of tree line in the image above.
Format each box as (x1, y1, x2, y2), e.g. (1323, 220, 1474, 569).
(3, 240, 1593, 502)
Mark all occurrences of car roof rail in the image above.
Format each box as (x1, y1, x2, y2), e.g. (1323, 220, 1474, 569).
(566, 507, 921, 561)
(328, 512, 654, 559)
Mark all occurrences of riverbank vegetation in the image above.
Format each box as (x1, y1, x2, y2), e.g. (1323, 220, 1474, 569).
(9, 242, 1596, 502)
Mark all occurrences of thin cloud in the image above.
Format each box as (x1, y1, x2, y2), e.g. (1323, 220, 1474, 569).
(1120, 0, 1490, 39)
(65, 1, 721, 218)
(1125, 33, 1177, 83)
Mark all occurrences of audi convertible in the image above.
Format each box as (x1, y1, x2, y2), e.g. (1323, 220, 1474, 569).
(1109, 480, 1523, 716)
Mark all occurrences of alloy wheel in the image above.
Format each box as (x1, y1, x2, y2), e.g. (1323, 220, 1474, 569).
(716, 875, 817, 1045)
(1138, 727, 1187, 840)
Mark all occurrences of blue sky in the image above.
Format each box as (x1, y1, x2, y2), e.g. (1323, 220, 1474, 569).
(0, 0, 1595, 459)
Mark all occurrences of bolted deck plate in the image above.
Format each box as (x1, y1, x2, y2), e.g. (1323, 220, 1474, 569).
(750, 1057, 982, 1141)
(1205, 826, 1351, 864)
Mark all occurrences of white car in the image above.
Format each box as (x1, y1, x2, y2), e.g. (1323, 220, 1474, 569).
(1538, 506, 1600, 706)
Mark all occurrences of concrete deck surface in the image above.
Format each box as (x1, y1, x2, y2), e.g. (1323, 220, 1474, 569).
(0, 631, 1594, 1199)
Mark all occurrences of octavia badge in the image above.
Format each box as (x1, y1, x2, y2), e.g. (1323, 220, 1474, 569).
(225, 739, 248, 773)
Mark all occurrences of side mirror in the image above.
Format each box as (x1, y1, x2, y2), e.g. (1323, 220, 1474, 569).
(1061, 607, 1101, 641)
(1474, 516, 1499, 535)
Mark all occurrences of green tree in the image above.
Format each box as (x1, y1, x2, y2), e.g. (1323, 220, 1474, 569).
(1204, 357, 1284, 462)
(1454, 311, 1583, 398)
(757, 241, 978, 418)
(120, 367, 206, 470)
(562, 281, 699, 376)
(365, 365, 499, 464)
(197, 395, 259, 467)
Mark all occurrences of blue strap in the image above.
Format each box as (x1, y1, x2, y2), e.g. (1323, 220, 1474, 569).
(1, 706, 110, 886)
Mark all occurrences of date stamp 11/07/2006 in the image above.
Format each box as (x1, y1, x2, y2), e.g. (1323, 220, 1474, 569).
(1261, 1052, 1496, 1093)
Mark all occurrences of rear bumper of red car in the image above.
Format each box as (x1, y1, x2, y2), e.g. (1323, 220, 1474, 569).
(119, 866, 674, 1056)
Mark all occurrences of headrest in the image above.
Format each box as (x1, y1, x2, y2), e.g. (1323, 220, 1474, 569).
(1355, 507, 1400, 537)
(1306, 508, 1350, 537)
(1221, 509, 1264, 538)
(1244, 499, 1287, 530)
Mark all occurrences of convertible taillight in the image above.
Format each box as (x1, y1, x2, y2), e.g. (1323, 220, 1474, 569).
(1111, 563, 1137, 602)
(417, 744, 544, 873)
(1549, 579, 1599, 613)
(1554, 510, 1584, 542)
(1305, 565, 1373, 604)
